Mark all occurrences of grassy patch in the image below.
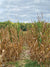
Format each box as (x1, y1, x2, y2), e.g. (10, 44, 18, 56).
(15, 62, 19, 67)
(6, 61, 19, 67)
(23, 46, 27, 50)
(25, 60, 40, 67)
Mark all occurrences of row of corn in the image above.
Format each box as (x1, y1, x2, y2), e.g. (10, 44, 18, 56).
(26, 22, 50, 66)
(0, 24, 24, 66)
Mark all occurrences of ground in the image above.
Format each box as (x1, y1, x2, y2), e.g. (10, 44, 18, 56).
(6, 41, 30, 67)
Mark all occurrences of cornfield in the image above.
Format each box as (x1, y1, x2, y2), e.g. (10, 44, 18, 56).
(0, 21, 50, 67)
(26, 22, 50, 66)
(0, 24, 24, 66)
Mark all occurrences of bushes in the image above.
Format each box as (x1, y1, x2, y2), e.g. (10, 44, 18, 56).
(0, 21, 33, 31)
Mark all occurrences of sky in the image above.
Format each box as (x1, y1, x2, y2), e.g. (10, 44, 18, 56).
(0, 0, 50, 22)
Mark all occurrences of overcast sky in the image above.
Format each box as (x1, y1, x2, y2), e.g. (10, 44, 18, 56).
(0, 0, 50, 22)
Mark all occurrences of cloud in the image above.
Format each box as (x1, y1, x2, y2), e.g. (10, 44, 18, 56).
(0, 0, 50, 22)
(33, 0, 40, 3)
(0, 2, 2, 5)
(19, 15, 27, 17)
(24, 21, 31, 23)
(44, 14, 50, 17)
(8, 8, 22, 12)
